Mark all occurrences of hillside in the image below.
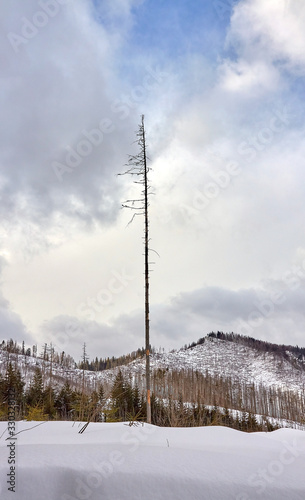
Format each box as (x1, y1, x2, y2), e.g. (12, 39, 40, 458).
(1, 333, 305, 391)
(1, 333, 305, 426)
(128, 334, 305, 392)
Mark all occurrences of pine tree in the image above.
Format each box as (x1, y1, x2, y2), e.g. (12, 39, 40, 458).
(0, 373, 6, 420)
(3, 362, 25, 419)
(55, 382, 74, 420)
(43, 384, 56, 419)
(26, 367, 44, 408)
(111, 371, 126, 421)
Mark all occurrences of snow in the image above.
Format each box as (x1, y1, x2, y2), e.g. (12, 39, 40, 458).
(2, 336, 305, 398)
(141, 339, 305, 392)
(0, 421, 304, 499)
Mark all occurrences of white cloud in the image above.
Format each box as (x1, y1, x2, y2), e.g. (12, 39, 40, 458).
(1, 0, 305, 358)
(0, 0, 138, 236)
(0, 260, 33, 344)
(219, 59, 280, 95)
(228, 0, 305, 71)
(42, 310, 144, 360)
(216, 0, 305, 96)
(42, 274, 305, 360)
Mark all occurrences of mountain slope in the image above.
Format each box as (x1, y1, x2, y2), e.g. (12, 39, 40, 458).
(1, 334, 305, 393)
(1, 334, 305, 425)
(127, 335, 305, 393)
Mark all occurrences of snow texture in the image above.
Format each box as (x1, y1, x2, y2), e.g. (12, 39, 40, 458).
(0, 421, 304, 500)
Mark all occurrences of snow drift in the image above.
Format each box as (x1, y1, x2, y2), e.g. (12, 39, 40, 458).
(0, 421, 304, 500)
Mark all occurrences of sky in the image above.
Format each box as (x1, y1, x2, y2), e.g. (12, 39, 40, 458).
(1, 0, 305, 362)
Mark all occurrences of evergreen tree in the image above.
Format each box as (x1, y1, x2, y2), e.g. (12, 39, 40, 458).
(55, 382, 74, 420)
(3, 362, 25, 419)
(43, 384, 56, 419)
(247, 412, 258, 432)
(26, 367, 44, 408)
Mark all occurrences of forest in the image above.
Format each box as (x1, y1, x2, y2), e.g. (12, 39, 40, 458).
(0, 360, 281, 433)
(1, 335, 304, 431)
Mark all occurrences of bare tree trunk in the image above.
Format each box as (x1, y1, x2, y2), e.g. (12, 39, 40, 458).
(143, 117, 151, 424)
(119, 115, 151, 423)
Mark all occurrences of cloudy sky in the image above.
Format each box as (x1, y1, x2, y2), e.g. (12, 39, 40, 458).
(1, 0, 305, 361)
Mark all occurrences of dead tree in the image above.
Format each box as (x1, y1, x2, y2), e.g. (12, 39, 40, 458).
(80, 342, 89, 421)
(119, 115, 152, 424)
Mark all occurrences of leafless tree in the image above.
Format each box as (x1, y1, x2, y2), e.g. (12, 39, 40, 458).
(119, 115, 152, 423)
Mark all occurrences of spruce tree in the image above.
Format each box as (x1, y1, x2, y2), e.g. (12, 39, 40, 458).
(26, 367, 44, 408)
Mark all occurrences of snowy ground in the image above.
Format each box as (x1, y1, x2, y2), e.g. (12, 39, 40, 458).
(0, 421, 304, 500)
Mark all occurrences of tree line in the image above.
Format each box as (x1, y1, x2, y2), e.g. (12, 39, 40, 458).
(187, 332, 305, 366)
(0, 339, 149, 372)
(0, 362, 289, 433)
(77, 347, 147, 371)
(1, 336, 304, 429)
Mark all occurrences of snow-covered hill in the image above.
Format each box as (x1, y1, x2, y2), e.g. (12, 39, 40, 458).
(1, 334, 305, 394)
(0, 421, 305, 500)
(127, 336, 305, 393)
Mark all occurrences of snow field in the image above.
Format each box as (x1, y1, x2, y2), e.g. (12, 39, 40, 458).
(0, 421, 304, 499)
